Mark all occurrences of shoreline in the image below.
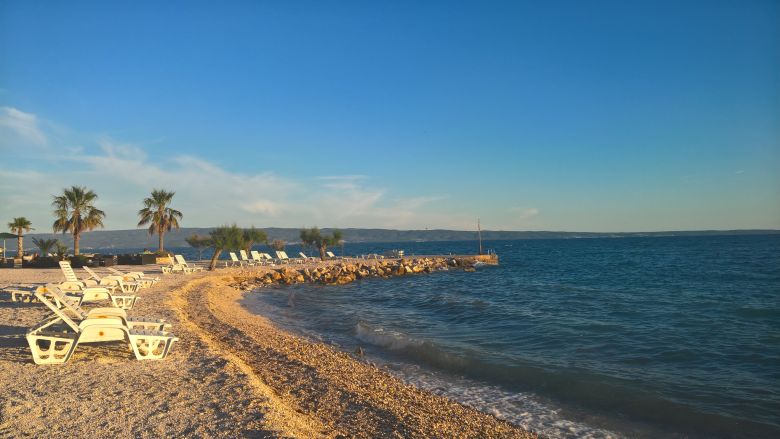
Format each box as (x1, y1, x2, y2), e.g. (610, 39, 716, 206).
(0, 263, 535, 438)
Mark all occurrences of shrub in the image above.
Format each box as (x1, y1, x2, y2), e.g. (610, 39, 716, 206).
(68, 254, 92, 268)
(30, 256, 60, 268)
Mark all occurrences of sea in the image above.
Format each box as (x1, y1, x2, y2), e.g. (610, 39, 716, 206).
(94, 234, 780, 437)
(239, 235, 780, 438)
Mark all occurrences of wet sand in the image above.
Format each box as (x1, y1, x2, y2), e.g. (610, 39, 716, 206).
(0, 263, 535, 438)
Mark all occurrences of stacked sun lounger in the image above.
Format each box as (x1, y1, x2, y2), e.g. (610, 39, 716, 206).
(58, 261, 138, 309)
(25, 285, 178, 364)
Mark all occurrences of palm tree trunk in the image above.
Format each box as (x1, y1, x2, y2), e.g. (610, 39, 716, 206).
(159, 229, 165, 252)
(16, 234, 23, 258)
(209, 249, 222, 270)
(74, 233, 80, 256)
(319, 245, 326, 261)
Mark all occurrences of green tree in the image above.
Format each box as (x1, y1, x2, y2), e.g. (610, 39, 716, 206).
(8, 217, 33, 258)
(137, 189, 182, 252)
(185, 234, 212, 261)
(31, 237, 58, 256)
(242, 226, 268, 254)
(55, 241, 69, 260)
(299, 227, 343, 260)
(52, 186, 105, 255)
(208, 224, 246, 270)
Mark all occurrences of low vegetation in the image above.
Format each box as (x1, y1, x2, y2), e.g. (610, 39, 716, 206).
(300, 227, 343, 261)
(185, 234, 212, 260)
(242, 227, 267, 255)
(208, 224, 246, 270)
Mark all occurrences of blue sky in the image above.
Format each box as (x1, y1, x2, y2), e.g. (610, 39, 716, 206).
(1, 0, 778, 232)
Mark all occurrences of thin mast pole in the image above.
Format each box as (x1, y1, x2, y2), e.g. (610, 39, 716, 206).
(477, 218, 483, 255)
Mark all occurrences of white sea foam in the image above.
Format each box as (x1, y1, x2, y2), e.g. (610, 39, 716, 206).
(355, 322, 620, 439)
(393, 363, 620, 439)
(355, 321, 423, 350)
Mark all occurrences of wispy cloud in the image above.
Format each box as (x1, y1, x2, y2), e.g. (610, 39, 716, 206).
(510, 207, 540, 220)
(0, 109, 463, 230)
(0, 106, 47, 147)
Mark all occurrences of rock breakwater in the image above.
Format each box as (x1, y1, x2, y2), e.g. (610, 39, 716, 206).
(234, 257, 480, 289)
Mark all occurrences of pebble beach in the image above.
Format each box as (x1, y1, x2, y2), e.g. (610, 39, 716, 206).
(0, 262, 535, 438)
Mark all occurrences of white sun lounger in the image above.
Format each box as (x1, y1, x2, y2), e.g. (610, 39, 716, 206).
(106, 267, 159, 288)
(275, 251, 292, 264)
(283, 251, 304, 264)
(59, 260, 115, 292)
(59, 261, 138, 309)
(240, 250, 259, 266)
(27, 288, 177, 364)
(42, 285, 170, 332)
(174, 255, 203, 273)
(299, 252, 317, 262)
(1, 283, 44, 302)
(82, 266, 141, 293)
(250, 251, 267, 266)
(228, 252, 243, 267)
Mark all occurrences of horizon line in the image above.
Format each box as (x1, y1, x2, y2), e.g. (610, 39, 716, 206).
(22, 227, 780, 235)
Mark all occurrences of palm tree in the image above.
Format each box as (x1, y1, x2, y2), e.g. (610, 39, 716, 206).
(52, 186, 106, 256)
(8, 217, 33, 258)
(208, 224, 245, 270)
(32, 237, 58, 256)
(137, 189, 182, 253)
(300, 227, 343, 260)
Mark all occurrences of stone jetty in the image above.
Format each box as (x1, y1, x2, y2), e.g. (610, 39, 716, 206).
(233, 255, 494, 289)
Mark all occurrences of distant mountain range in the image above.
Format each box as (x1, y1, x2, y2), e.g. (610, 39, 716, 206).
(10, 227, 780, 250)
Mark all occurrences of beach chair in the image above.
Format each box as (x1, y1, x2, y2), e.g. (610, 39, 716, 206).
(1, 283, 44, 302)
(251, 251, 267, 266)
(27, 288, 177, 364)
(286, 251, 305, 264)
(43, 285, 170, 332)
(174, 255, 203, 273)
(160, 254, 178, 274)
(106, 267, 159, 288)
(298, 252, 316, 262)
(82, 266, 141, 293)
(326, 251, 343, 260)
(240, 250, 259, 266)
(275, 251, 291, 264)
(228, 252, 243, 267)
(59, 260, 111, 291)
(58, 261, 138, 309)
(260, 253, 275, 265)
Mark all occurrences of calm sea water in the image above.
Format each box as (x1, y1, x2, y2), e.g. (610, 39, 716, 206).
(238, 235, 780, 438)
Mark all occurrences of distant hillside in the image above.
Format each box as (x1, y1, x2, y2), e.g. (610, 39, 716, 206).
(13, 227, 780, 250)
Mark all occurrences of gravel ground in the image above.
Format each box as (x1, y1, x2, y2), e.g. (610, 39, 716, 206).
(0, 263, 535, 438)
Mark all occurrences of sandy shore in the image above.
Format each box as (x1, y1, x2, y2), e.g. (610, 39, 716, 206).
(0, 263, 535, 438)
